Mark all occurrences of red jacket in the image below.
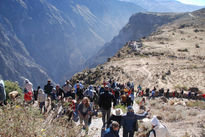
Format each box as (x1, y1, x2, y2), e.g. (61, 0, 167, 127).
(24, 91, 33, 102)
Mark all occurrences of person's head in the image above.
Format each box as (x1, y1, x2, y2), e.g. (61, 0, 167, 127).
(142, 98, 145, 101)
(76, 83, 80, 89)
(39, 89, 43, 94)
(127, 106, 134, 112)
(25, 79, 29, 84)
(111, 121, 119, 131)
(56, 84, 60, 90)
(82, 97, 90, 107)
(47, 79, 51, 84)
(115, 108, 122, 116)
(105, 85, 109, 91)
(66, 80, 70, 84)
(37, 86, 41, 90)
(151, 116, 160, 128)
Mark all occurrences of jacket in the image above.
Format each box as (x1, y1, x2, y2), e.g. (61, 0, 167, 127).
(44, 83, 53, 95)
(122, 111, 148, 131)
(38, 90, 47, 103)
(149, 124, 170, 137)
(77, 103, 91, 115)
(0, 80, 6, 102)
(107, 115, 122, 128)
(104, 127, 119, 137)
(98, 90, 116, 110)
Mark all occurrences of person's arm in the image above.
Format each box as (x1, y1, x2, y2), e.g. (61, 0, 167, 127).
(135, 111, 148, 120)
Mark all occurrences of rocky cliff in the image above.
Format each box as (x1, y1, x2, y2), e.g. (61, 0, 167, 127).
(0, 0, 144, 86)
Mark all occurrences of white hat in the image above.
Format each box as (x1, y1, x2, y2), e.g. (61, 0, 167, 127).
(151, 116, 160, 126)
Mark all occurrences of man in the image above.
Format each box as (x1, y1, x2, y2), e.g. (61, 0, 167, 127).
(75, 83, 84, 101)
(44, 79, 53, 96)
(98, 85, 117, 128)
(37, 89, 47, 114)
(122, 106, 149, 137)
(62, 80, 72, 97)
(0, 80, 6, 105)
(149, 116, 170, 137)
(56, 84, 64, 99)
(104, 121, 120, 137)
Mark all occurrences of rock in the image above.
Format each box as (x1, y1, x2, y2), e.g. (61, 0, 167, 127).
(160, 96, 168, 103)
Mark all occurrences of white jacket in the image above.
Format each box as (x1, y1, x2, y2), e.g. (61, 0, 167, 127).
(149, 124, 170, 137)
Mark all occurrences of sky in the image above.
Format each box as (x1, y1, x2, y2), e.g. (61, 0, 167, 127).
(176, 0, 205, 6)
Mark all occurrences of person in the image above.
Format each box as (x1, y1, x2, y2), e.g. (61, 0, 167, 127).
(145, 88, 150, 97)
(121, 93, 127, 106)
(103, 121, 120, 137)
(180, 90, 184, 98)
(0, 80, 6, 105)
(139, 98, 146, 110)
(148, 116, 170, 137)
(98, 85, 117, 128)
(150, 89, 155, 99)
(34, 86, 40, 101)
(75, 83, 84, 101)
(137, 85, 142, 92)
(23, 79, 33, 93)
(114, 88, 120, 105)
(62, 80, 72, 97)
(37, 89, 47, 114)
(166, 89, 170, 98)
(56, 84, 64, 99)
(122, 106, 149, 137)
(107, 108, 123, 129)
(78, 97, 91, 132)
(44, 79, 53, 96)
(66, 96, 75, 121)
(126, 94, 133, 106)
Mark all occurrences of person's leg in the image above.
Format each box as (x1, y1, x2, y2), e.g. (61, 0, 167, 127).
(106, 108, 111, 128)
(129, 131, 134, 137)
(123, 129, 128, 137)
(101, 108, 106, 127)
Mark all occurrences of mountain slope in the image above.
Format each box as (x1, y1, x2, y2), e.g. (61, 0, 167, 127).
(71, 8, 205, 93)
(0, 0, 144, 86)
(121, 0, 203, 12)
(86, 12, 185, 68)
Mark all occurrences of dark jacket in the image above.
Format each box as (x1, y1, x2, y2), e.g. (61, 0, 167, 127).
(104, 127, 119, 137)
(98, 90, 116, 110)
(107, 115, 122, 128)
(122, 112, 148, 131)
(56, 88, 64, 98)
(76, 88, 84, 100)
(78, 103, 91, 116)
(44, 83, 53, 95)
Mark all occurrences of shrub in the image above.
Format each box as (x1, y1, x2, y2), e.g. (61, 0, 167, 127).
(178, 48, 189, 52)
(4, 81, 23, 101)
(186, 101, 205, 110)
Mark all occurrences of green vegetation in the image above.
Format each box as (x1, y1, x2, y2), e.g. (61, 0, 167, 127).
(4, 80, 22, 101)
(177, 48, 189, 52)
(115, 104, 127, 113)
(174, 84, 188, 91)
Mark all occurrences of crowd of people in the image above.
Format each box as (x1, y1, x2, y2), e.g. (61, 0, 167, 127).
(2, 78, 204, 137)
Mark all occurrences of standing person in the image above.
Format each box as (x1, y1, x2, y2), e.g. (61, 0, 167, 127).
(24, 90, 33, 104)
(78, 97, 91, 132)
(23, 79, 33, 93)
(148, 116, 170, 137)
(44, 79, 53, 96)
(150, 89, 155, 99)
(107, 108, 123, 129)
(166, 89, 170, 98)
(37, 89, 47, 114)
(122, 106, 149, 137)
(145, 88, 150, 97)
(67, 96, 76, 121)
(139, 98, 146, 110)
(75, 83, 84, 101)
(180, 90, 184, 98)
(56, 84, 64, 100)
(0, 80, 6, 106)
(62, 80, 72, 98)
(34, 86, 40, 101)
(98, 85, 117, 128)
(103, 121, 120, 137)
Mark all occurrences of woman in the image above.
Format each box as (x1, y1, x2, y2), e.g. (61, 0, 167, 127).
(78, 97, 91, 132)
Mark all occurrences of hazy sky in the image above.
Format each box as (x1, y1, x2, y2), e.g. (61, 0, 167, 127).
(177, 0, 205, 6)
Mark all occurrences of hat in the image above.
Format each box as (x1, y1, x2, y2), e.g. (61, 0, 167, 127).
(114, 108, 123, 116)
(151, 116, 160, 126)
(48, 79, 51, 82)
(105, 85, 109, 88)
(127, 106, 134, 112)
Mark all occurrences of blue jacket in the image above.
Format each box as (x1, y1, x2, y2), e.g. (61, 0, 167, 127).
(122, 111, 148, 131)
(104, 127, 119, 137)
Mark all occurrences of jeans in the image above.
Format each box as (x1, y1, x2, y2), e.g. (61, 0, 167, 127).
(123, 129, 134, 137)
(101, 108, 111, 127)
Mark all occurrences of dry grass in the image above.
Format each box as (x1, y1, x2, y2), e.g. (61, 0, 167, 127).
(186, 100, 205, 110)
(0, 102, 78, 137)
